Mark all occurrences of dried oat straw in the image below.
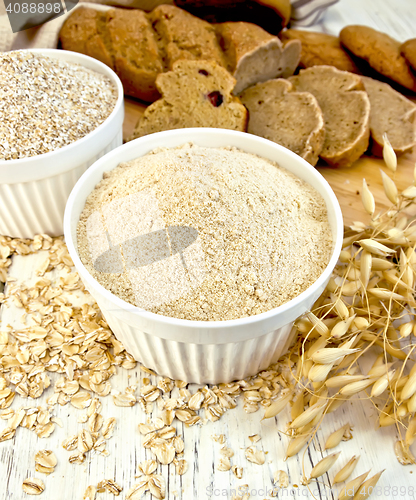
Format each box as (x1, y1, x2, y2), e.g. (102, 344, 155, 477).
(78, 143, 333, 321)
(0, 51, 117, 161)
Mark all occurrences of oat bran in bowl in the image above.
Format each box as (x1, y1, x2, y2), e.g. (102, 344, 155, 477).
(64, 128, 343, 384)
(0, 49, 124, 239)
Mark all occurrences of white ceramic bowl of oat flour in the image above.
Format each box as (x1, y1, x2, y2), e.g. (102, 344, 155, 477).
(0, 49, 124, 239)
(64, 128, 343, 384)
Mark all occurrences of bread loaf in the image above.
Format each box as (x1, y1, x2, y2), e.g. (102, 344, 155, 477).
(130, 60, 247, 139)
(340, 25, 416, 91)
(59, 8, 113, 68)
(361, 76, 416, 156)
(59, 5, 300, 101)
(149, 4, 226, 69)
(60, 7, 163, 102)
(216, 22, 300, 94)
(280, 29, 360, 73)
(289, 66, 370, 168)
(239, 79, 324, 166)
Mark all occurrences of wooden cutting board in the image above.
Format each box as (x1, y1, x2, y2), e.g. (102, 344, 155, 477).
(123, 97, 416, 227)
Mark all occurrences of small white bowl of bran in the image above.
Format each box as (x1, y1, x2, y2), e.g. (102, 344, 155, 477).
(0, 49, 124, 239)
(64, 128, 343, 384)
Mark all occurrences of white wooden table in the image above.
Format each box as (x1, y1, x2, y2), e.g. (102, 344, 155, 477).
(1, 248, 415, 499)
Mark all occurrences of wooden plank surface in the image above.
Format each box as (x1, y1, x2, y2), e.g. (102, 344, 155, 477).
(1, 252, 415, 500)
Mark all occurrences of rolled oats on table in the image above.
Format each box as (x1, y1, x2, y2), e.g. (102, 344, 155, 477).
(0, 233, 345, 497)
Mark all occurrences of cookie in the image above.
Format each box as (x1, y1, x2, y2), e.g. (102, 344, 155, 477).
(401, 38, 416, 73)
(280, 29, 360, 73)
(340, 25, 416, 91)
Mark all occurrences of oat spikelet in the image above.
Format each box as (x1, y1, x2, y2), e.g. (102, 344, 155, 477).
(306, 312, 329, 336)
(263, 393, 292, 419)
(399, 322, 413, 338)
(361, 179, 375, 216)
(311, 348, 359, 365)
(290, 402, 326, 429)
(338, 471, 370, 500)
(405, 415, 416, 448)
(308, 363, 334, 383)
(333, 455, 360, 484)
(324, 424, 350, 450)
(291, 391, 304, 421)
(352, 470, 384, 499)
(367, 288, 405, 301)
(401, 185, 416, 198)
(370, 370, 395, 398)
(394, 440, 416, 465)
(331, 294, 349, 320)
(408, 392, 416, 413)
(382, 134, 397, 172)
(360, 251, 372, 289)
(339, 378, 376, 397)
(400, 370, 416, 401)
(380, 169, 399, 205)
(326, 375, 366, 389)
(358, 239, 395, 256)
(285, 434, 310, 459)
(309, 452, 340, 479)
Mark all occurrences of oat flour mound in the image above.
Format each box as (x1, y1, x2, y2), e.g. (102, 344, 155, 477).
(77, 143, 333, 321)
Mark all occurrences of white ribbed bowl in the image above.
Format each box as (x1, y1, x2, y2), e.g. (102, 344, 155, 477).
(64, 128, 343, 384)
(0, 49, 124, 239)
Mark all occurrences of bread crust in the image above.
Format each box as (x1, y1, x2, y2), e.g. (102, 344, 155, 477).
(60, 7, 163, 102)
(149, 4, 226, 70)
(340, 25, 416, 91)
(281, 29, 360, 73)
(239, 79, 325, 166)
(59, 7, 114, 69)
(289, 66, 370, 168)
(216, 22, 300, 94)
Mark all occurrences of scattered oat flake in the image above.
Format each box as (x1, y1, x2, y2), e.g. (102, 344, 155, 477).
(274, 470, 289, 488)
(245, 445, 265, 465)
(83, 485, 97, 500)
(232, 465, 243, 479)
(175, 459, 188, 475)
(22, 478, 45, 495)
(97, 479, 123, 496)
(248, 434, 261, 443)
(217, 456, 231, 471)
